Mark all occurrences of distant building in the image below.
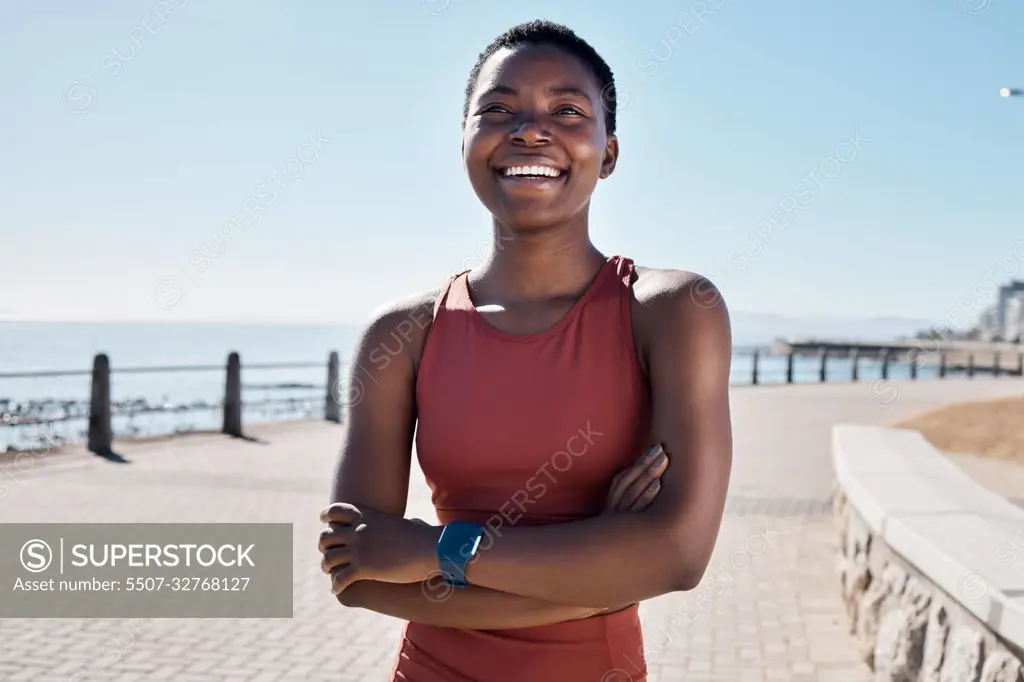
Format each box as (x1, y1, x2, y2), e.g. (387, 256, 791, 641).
(1005, 295, 1023, 341)
(978, 280, 1024, 342)
(912, 279, 1024, 342)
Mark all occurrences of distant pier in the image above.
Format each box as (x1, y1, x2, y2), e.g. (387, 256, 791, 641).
(770, 338, 1024, 376)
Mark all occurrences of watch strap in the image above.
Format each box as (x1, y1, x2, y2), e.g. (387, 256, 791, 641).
(436, 521, 483, 588)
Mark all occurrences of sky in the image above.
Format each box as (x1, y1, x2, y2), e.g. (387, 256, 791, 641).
(2, 0, 1022, 329)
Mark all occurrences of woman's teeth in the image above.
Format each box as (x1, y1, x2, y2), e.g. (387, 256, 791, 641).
(502, 166, 563, 178)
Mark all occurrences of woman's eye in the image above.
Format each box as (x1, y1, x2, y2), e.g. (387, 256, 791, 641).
(481, 104, 512, 114)
(555, 106, 584, 116)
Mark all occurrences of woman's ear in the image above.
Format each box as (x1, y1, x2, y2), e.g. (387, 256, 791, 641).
(599, 136, 619, 179)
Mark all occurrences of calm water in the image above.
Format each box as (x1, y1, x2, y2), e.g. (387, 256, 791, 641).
(0, 321, 361, 452)
(0, 321, 923, 452)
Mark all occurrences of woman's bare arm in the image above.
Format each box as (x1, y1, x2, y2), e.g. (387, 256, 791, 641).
(333, 442, 665, 629)
(327, 292, 599, 626)
(337, 581, 602, 630)
(399, 273, 734, 609)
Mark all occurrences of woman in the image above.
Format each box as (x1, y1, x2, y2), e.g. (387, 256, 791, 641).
(317, 20, 733, 682)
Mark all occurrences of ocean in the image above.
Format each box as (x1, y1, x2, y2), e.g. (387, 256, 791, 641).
(0, 321, 925, 452)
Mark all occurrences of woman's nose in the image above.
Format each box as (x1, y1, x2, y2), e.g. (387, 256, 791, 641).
(510, 116, 551, 145)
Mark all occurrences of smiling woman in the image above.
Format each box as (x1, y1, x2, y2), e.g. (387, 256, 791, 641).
(461, 29, 619, 232)
(318, 20, 733, 682)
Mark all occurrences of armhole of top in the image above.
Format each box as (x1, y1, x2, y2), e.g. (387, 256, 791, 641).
(619, 259, 650, 384)
(432, 270, 469, 320)
(415, 270, 470, 380)
(432, 284, 448, 319)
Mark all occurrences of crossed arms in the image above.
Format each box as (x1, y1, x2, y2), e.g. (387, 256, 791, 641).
(318, 274, 733, 629)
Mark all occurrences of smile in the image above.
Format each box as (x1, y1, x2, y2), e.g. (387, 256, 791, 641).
(500, 165, 564, 178)
(494, 164, 569, 190)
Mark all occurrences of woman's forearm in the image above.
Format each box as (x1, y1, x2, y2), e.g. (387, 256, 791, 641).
(462, 512, 691, 608)
(338, 580, 601, 630)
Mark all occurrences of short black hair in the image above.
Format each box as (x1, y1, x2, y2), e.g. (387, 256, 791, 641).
(462, 20, 618, 135)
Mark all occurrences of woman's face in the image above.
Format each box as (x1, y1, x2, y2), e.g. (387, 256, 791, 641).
(462, 44, 618, 231)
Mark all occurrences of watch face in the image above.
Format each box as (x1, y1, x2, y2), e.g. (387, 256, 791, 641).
(438, 522, 484, 587)
(460, 533, 482, 560)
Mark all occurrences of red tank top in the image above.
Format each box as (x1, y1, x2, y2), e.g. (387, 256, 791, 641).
(392, 255, 653, 682)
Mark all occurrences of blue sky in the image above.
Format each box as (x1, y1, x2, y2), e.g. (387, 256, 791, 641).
(1, 0, 1021, 328)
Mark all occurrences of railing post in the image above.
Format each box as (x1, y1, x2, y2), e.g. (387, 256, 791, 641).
(223, 352, 242, 437)
(87, 353, 112, 455)
(909, 351, 918, 380)
(881, 350, 890, 380)
(939, 353, 947, 378)
(818, 350, 827, 383)
(325, 351, 342, 422)
(851, 350, 859, 382)
(967, 354, 975, 379)
(751, 350, 759, 386)
(785, 352, 795, 384)
(992, 351, 1000, 378)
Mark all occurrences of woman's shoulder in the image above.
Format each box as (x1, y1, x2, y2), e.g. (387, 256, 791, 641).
(365, 287, 443, 329)
(630, 265, 724, 309)
(628, 265, 730, 343)
(355, 286, 445, 372)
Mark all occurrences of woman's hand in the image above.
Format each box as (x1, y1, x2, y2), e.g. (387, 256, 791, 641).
(318, 503, 438, 595)
(584, 445, 669, 617)
(319, 445, 668, 598)
(603, 444, 668, 513)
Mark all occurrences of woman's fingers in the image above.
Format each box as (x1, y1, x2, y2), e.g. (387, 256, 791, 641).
(319, 502, 363, 525)
(320, 546, 355, 575)
(318, 504, 364, 596)
(629, 479, 662, 511)
(605, 478, 626, 513)
(317, 526, 357, 553)
(331, 565, 360, 595)
(605, 444, 664, 511)
(618, 449, 668, 510)
(604, 469, 626, 510)
(319, 531, 360, 595)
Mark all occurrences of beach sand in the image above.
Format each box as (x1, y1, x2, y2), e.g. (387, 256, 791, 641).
(893, 395, 1024, 498)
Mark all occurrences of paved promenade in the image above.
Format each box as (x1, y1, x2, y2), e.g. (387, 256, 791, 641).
(1, 378, 1022, 681)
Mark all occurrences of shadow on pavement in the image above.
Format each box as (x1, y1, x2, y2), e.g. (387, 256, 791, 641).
(91, 450, 130, 464)
(228, 434, 270, 445)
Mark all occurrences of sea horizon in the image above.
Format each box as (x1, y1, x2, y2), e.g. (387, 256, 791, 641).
(0, 311, 935, 361)
(0, 318, 938, 452)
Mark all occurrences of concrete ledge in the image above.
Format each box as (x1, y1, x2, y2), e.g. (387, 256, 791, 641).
(832, 423, 1024, 681)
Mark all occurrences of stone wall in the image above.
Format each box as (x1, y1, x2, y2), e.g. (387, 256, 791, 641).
(834, 484, 1023, 682)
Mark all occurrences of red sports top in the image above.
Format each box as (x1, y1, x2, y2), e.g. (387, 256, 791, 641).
(391, 255, 653, 682)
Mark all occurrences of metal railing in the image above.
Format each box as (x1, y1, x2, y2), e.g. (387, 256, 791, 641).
(3, 345, 1021, 454)
(736, 347, 1024, 385)
(0, 351, 344, 455)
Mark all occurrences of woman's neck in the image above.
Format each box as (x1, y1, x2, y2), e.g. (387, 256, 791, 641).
(472, 215, 607, 302)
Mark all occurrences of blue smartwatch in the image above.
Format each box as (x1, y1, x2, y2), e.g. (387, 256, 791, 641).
(436, 521, 484, 588)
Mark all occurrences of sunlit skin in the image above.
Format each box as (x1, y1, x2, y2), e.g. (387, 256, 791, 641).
(457, 43, 623, 333)
(462, 44, 618, 233)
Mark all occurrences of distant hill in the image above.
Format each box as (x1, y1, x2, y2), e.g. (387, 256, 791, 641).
(0, 313, 937, 351)
(729, 312, 933, 348)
